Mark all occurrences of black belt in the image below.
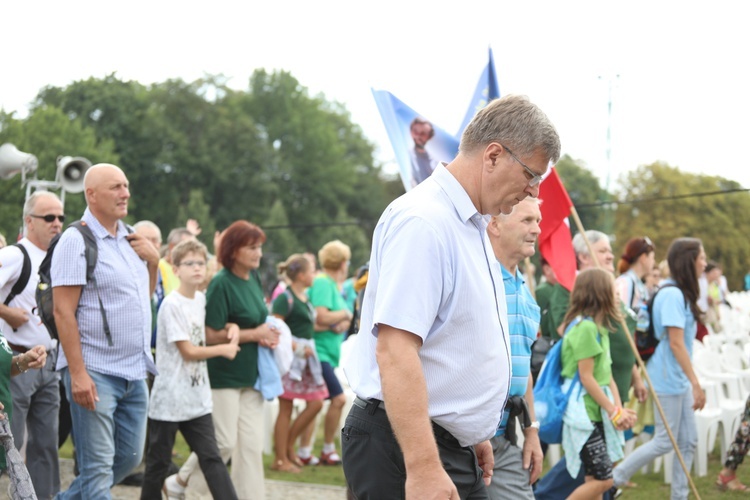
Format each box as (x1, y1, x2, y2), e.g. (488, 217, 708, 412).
(353, 396, 386, 413)
(7, 342, 32, 354)
(353, 396, 461, 446)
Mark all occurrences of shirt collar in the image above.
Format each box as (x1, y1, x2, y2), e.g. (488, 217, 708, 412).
(82, 207, 127, 240)
(431, 162, 481, 224)
(500, 264, 526, 285)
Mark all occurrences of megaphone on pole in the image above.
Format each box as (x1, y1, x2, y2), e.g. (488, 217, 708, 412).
(56, 155, 91, 193)
(0, 143, 38, 180)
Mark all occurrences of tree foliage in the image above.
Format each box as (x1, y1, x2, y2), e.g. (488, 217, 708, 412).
(614, 162, 750, 290)
(4, 71, 393, 280)
(555, 155, 612, 234)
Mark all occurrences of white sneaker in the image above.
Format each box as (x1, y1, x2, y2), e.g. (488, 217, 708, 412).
(162, 474, 186, 500)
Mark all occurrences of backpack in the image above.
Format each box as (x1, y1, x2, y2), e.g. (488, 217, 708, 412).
(36, 221, 116, 345)
(635, 283, 677, 362)
(533, 316, 598, 444)
(3, 243, 31, 307)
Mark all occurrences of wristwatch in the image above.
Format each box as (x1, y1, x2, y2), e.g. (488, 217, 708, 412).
(526, 420, 540, 430)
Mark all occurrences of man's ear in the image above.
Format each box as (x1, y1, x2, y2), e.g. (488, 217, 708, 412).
(484, 143, 503, 169)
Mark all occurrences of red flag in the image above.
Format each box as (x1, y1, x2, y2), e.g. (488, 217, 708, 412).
(538, 168, 576, 291)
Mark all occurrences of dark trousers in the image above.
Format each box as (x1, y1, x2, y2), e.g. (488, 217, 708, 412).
(533, 457, 616, 500)
(140, 413, 237, 500)
(341, 398, 488, 500)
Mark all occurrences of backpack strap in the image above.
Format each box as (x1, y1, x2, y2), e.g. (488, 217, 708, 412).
(72, 221, 113, 347)
(4, 243, 31, 307)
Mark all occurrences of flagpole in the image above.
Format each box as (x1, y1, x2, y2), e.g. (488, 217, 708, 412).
(568, 207, 702, 500)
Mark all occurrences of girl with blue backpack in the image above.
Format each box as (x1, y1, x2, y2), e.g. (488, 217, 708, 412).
(560, 268, 637, 499)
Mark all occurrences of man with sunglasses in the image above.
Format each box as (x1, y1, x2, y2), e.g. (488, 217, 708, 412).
(0, 191, 65, 498)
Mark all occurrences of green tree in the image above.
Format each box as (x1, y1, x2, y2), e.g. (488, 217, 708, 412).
(0, 106, 117, 239)
(555, 155, 613, 234)
(615, 162, 750, 290)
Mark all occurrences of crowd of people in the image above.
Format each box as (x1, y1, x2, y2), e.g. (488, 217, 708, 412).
(0, 93, 748, 500)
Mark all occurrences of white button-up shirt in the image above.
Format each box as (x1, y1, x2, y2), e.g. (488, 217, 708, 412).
(344, 164, 511, 446)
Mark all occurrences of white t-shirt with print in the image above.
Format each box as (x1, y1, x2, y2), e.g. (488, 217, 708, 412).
(148, 290, 212, 422)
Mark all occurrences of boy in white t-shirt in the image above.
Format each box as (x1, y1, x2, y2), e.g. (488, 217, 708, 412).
(140, 239, 240, 500)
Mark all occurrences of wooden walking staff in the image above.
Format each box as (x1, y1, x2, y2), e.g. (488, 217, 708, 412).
(570, 206, 702, 500)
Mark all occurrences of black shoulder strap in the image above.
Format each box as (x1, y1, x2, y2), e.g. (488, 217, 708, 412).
(72, 221, 113, 347)
(4, 243, 31, 306)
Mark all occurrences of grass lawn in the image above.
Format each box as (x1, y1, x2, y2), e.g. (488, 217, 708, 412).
(60, 426, 750, 498)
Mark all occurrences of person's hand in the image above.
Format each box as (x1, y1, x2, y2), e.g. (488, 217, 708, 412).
(213, 230, 224, 260)
(522, 428, 543, 484)
(126, 233, 160, 266)
(226, 323, 240, 342)
(70, 370, 99, 411)
(257, 323, 280, 349)
(633, 377, 648, 403)
(475, 440, 494, 487)
(3, 307, 29, 329)
(219, 342, 241, 360)
(405, 463, 459, 500)
(186, 219, 202, 236)
(616, 408, 638, 430)
(332, 319, 351, 334)
(692, 382, 706, 410)
(23, 345, 47, 370)
(304, 346, 314, 358)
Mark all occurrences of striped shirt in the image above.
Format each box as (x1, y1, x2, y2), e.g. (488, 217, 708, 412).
(496, 265, 540, 435)
(344, 163, 511, 447)
(52, 208, 156, 380)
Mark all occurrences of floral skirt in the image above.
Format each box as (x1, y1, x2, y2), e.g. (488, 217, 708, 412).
(279, 365, 329, 401)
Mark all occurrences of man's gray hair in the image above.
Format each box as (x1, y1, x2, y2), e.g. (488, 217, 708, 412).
(23, 191, 61, 219)
(167, 227, 193, 246)
(572, 230, 609, 257)
(460, 94, 561, 164)
(134, 220, 162, 240)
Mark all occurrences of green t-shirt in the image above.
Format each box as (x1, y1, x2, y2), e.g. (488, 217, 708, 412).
(547, 283, 571, 339)
(272, 290, 315, 340)
(610, 302, 637, 403)
(561, 319, 611, 422)
(308, 274, 348, 366)
(0, 333, 12, 469)
(536, 282, 555, 339)
(205, 268, 266, 388)
(548, 282, 636, 403)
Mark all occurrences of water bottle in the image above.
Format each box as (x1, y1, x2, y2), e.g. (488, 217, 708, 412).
(636, 304, 650, 333)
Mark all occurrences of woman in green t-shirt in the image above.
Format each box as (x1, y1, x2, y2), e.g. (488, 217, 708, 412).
(300, 240, 352, 466)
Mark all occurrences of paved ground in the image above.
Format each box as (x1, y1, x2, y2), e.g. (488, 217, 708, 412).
(0, 458, 348, 499)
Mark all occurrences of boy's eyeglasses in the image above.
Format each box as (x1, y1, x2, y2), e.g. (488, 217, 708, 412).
(178, 261, 206, 268)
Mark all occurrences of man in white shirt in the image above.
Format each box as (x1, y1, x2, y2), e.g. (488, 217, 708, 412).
(342, 95, 560, 499)
(0, 191, 64, 498)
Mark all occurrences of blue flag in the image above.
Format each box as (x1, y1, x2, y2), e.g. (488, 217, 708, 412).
(372, 48, 499, 191)
(457, 47, 501, 137)
(372, 89, 459, 192)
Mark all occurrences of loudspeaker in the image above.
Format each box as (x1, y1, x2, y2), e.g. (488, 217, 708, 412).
(56, 156, 91, 193)
(0, 143, 38, 180)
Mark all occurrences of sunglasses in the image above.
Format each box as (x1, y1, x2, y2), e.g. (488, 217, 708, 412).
(30, 214, 65, 223)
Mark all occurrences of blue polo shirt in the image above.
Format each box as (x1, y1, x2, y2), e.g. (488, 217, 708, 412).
(496, 265, 540, 436)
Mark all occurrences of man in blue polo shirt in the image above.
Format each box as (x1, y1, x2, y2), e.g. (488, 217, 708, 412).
(486, 197, 543, 499)
(53, 164, 160, 499)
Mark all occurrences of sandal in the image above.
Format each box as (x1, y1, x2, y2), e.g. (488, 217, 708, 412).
(717, 472, 749, 491)
(270, 460, 301, 473)
(319, 450, 342, 465)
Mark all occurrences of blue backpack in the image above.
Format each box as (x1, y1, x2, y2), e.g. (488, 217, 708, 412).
(533, 316, 598, 444)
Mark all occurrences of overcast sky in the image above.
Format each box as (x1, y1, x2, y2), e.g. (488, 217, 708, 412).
(3, 0, 749, 192)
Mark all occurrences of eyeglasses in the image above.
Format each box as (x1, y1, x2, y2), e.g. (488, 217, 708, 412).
(500, 144, 543, 187)
(30, 214, 65, 223)
(178, 260, 206, 268)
